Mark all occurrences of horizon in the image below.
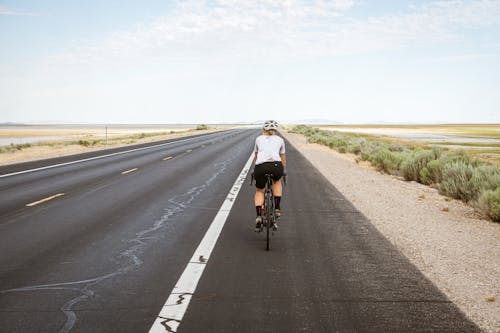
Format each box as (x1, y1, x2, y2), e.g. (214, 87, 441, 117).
(2, 121, 500, 126)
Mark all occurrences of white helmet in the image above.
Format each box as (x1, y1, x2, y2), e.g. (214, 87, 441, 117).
(263, 120, 279, 131)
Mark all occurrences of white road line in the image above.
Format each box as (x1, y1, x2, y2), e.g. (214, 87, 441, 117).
(0, 131, 233, 179)
(148, 153, 253, 333)
(121, 168, 138, 175)
(162, 156, 173, 161)
(26, 193, 65, 207)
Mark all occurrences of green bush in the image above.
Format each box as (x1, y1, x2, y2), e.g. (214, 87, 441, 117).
(77, 139, 100, 147)
(420, 159, 445, 185)
(478, 187, 500, 222)
(471, 165, 500, 193)
(78, 140, 90, 147)
(370, 149, 405, 174)
(439, 161, 476, 201)
(196, 124, 209, 130)
(401, 149, 439, 182)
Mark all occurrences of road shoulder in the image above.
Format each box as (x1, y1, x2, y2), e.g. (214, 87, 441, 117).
(283, 131, 500, 333)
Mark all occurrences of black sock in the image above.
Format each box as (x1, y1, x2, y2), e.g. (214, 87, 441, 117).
(256, 206, 263, 216)
(274, 196, 281, 210)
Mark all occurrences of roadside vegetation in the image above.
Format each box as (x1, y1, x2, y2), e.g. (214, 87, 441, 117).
(196, 124, 209, 130)
(0, 143, 32, 153)
(0, 130, 189, 153)
(290, 125, 500, 222)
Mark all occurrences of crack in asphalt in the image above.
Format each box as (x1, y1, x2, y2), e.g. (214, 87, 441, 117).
(158, 316, 181, 333)
(175, 292, 192, 305)
(0, 157, 235, 333)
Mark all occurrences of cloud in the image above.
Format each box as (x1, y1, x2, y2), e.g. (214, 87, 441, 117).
(0, 6, 37, 16)
(51, 0, 500, 66)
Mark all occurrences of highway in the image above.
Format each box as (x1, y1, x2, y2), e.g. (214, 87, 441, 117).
(0, 129, 480, 332)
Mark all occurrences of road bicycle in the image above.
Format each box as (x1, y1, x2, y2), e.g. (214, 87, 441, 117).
(251, 173, 286, 251)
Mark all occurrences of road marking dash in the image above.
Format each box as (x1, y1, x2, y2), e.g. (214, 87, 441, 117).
(148, 153, 253, 333)
(163, 156, 173, 161)
(121, 168, 138, 175)
(26, 193, 65, 207)
(186, 149, 192, 153)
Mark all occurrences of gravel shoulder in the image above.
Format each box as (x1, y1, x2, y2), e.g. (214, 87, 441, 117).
(283, 131, 500, 333)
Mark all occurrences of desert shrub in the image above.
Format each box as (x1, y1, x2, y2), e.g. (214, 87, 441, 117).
(439, 161, 476, 201)
(420, 159, 446, 185)
(78, 140, 90, 147)
(401, 149, 438, 182)
(1, 143, 33, 152)
(388, 143, 406, 152)
(478, 187, 500, 222)
(15, 143, 32, 150)
(443, 149, 481, 167)
(196, 124, 208, 130)
(360, 151, 370, 161)
(77, 139, 99, 147)
(370, 149, 405, 174)
(348, 143, 362, 155)
(471, 165, 500, 194)
(0, 145, 15, 153)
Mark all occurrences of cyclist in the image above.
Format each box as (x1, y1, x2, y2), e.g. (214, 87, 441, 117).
(251, 120, 286, 232)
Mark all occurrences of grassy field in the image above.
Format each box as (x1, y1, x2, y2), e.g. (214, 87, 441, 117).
(289, 125, 500, 222)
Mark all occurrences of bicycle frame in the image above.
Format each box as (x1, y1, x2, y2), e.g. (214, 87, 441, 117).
(251, 171, 285, 251)
(263, 174, 275, 251)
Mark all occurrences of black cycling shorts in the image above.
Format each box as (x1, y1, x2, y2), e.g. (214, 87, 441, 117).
(254, 161, 284, 189)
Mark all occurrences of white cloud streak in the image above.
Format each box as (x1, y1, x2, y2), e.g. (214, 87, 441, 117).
(50, 0, 500, 66)
(0, 6, 37, 16)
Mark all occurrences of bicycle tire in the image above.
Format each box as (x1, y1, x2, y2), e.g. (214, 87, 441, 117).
(265, 187, 274, 251)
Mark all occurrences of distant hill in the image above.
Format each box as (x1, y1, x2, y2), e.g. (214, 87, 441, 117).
(0, 122, 26, 126)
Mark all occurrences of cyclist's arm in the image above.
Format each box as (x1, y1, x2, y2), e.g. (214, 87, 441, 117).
(252, 151, 258, 167)
(280, 153, 286, 168)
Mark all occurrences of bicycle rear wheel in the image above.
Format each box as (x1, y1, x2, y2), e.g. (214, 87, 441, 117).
(264, 190, 274, 251)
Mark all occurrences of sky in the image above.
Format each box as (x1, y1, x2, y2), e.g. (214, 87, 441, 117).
(1, 0, 499, 124)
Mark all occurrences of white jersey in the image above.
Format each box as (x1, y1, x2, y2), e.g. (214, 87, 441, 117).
(254, 134, 286, 165)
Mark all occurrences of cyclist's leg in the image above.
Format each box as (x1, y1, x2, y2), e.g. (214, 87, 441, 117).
(271, 162, 284, 217)
(254, 188, 265, 208)
(253, 164, 267, 230)
(271, 180, 282, 217)
(271, 179, 282, 197)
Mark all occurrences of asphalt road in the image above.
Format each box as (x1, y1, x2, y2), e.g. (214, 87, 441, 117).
(0, 129, 480, 332)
